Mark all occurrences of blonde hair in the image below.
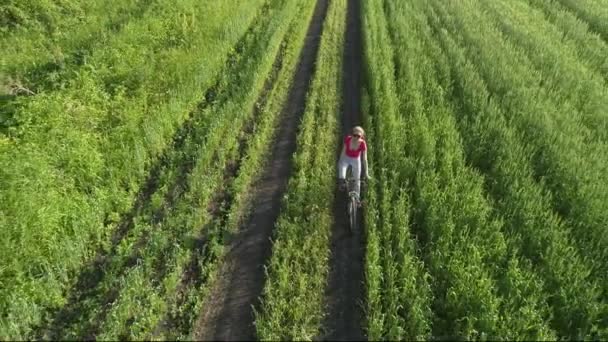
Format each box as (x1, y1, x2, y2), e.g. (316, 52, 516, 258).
(352, 126, 365, 136)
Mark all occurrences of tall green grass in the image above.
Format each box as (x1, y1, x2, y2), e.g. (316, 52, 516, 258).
(361, 0, 608, 339)
(362, 0, 558, 339)
(42, 1, 314, 339)
(1, 0, 155, 90)
(555, 0, 608, 41)
(426, 0, 607, 337)
(361, 0, 433, 339)
(0, 0, 267, 338)
(523, 0, 608, 80)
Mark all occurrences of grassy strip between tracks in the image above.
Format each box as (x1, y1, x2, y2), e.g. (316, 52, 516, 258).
(254, 0, 344, 340)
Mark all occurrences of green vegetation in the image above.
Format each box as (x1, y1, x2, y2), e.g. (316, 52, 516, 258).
(2, 0, 608, 340)
(361, 0, 608, 339)
(554, 0, 608, 42)
(361, 1, 433, 339)
(1, 0, 156, 95)
(363, 0, 555, 339)
(427, 0, 604, 336)
(47, 0, 318, 339)
(473, 0, 608, 273)
(0, 0, 287, 338)
(524, 0, 608, 79)
(255, 0, 344, 339)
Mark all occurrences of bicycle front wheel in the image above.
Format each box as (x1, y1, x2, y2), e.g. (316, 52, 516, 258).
(348, 195, 357, 234)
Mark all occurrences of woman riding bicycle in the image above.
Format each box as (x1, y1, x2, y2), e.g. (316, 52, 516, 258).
(338, 126, 370, 202)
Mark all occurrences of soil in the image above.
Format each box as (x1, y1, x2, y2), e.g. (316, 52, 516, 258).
(191, 0, 330, 340)
(318, 0, 367, 340)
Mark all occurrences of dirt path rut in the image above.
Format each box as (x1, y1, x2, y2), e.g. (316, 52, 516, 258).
(192, 0, 329, 340)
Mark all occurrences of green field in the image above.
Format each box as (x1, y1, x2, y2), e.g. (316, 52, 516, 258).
(1, 0, 607, 340)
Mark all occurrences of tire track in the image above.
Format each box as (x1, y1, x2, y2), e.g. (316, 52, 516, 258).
(321, 0, 366, 339)
(191, 0, 330, 340)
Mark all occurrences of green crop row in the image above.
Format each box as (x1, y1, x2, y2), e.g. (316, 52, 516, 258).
(360, 0, 433, 340)
(362, 0, 608, 339)
(523, 0, 608, 80)
(0, 0, 268, 339)
(255, 0, 344, 340)
(473, 0, 608, 286)
(426, 0, 607, 338)
(429, 0, 608, 317)
(479, 0, 608, 143)
(31, 0, 317, 340)
(362, 0, 563, 339)
(555, 0, 608, 42)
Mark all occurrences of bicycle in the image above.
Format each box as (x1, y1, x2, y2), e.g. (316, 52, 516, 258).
(346, 177, 359, 235)
(340, 170, 365, 235)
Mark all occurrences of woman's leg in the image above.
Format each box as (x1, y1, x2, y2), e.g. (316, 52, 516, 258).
(338, 156, 349, 190)
(338, 156, 349, 180)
